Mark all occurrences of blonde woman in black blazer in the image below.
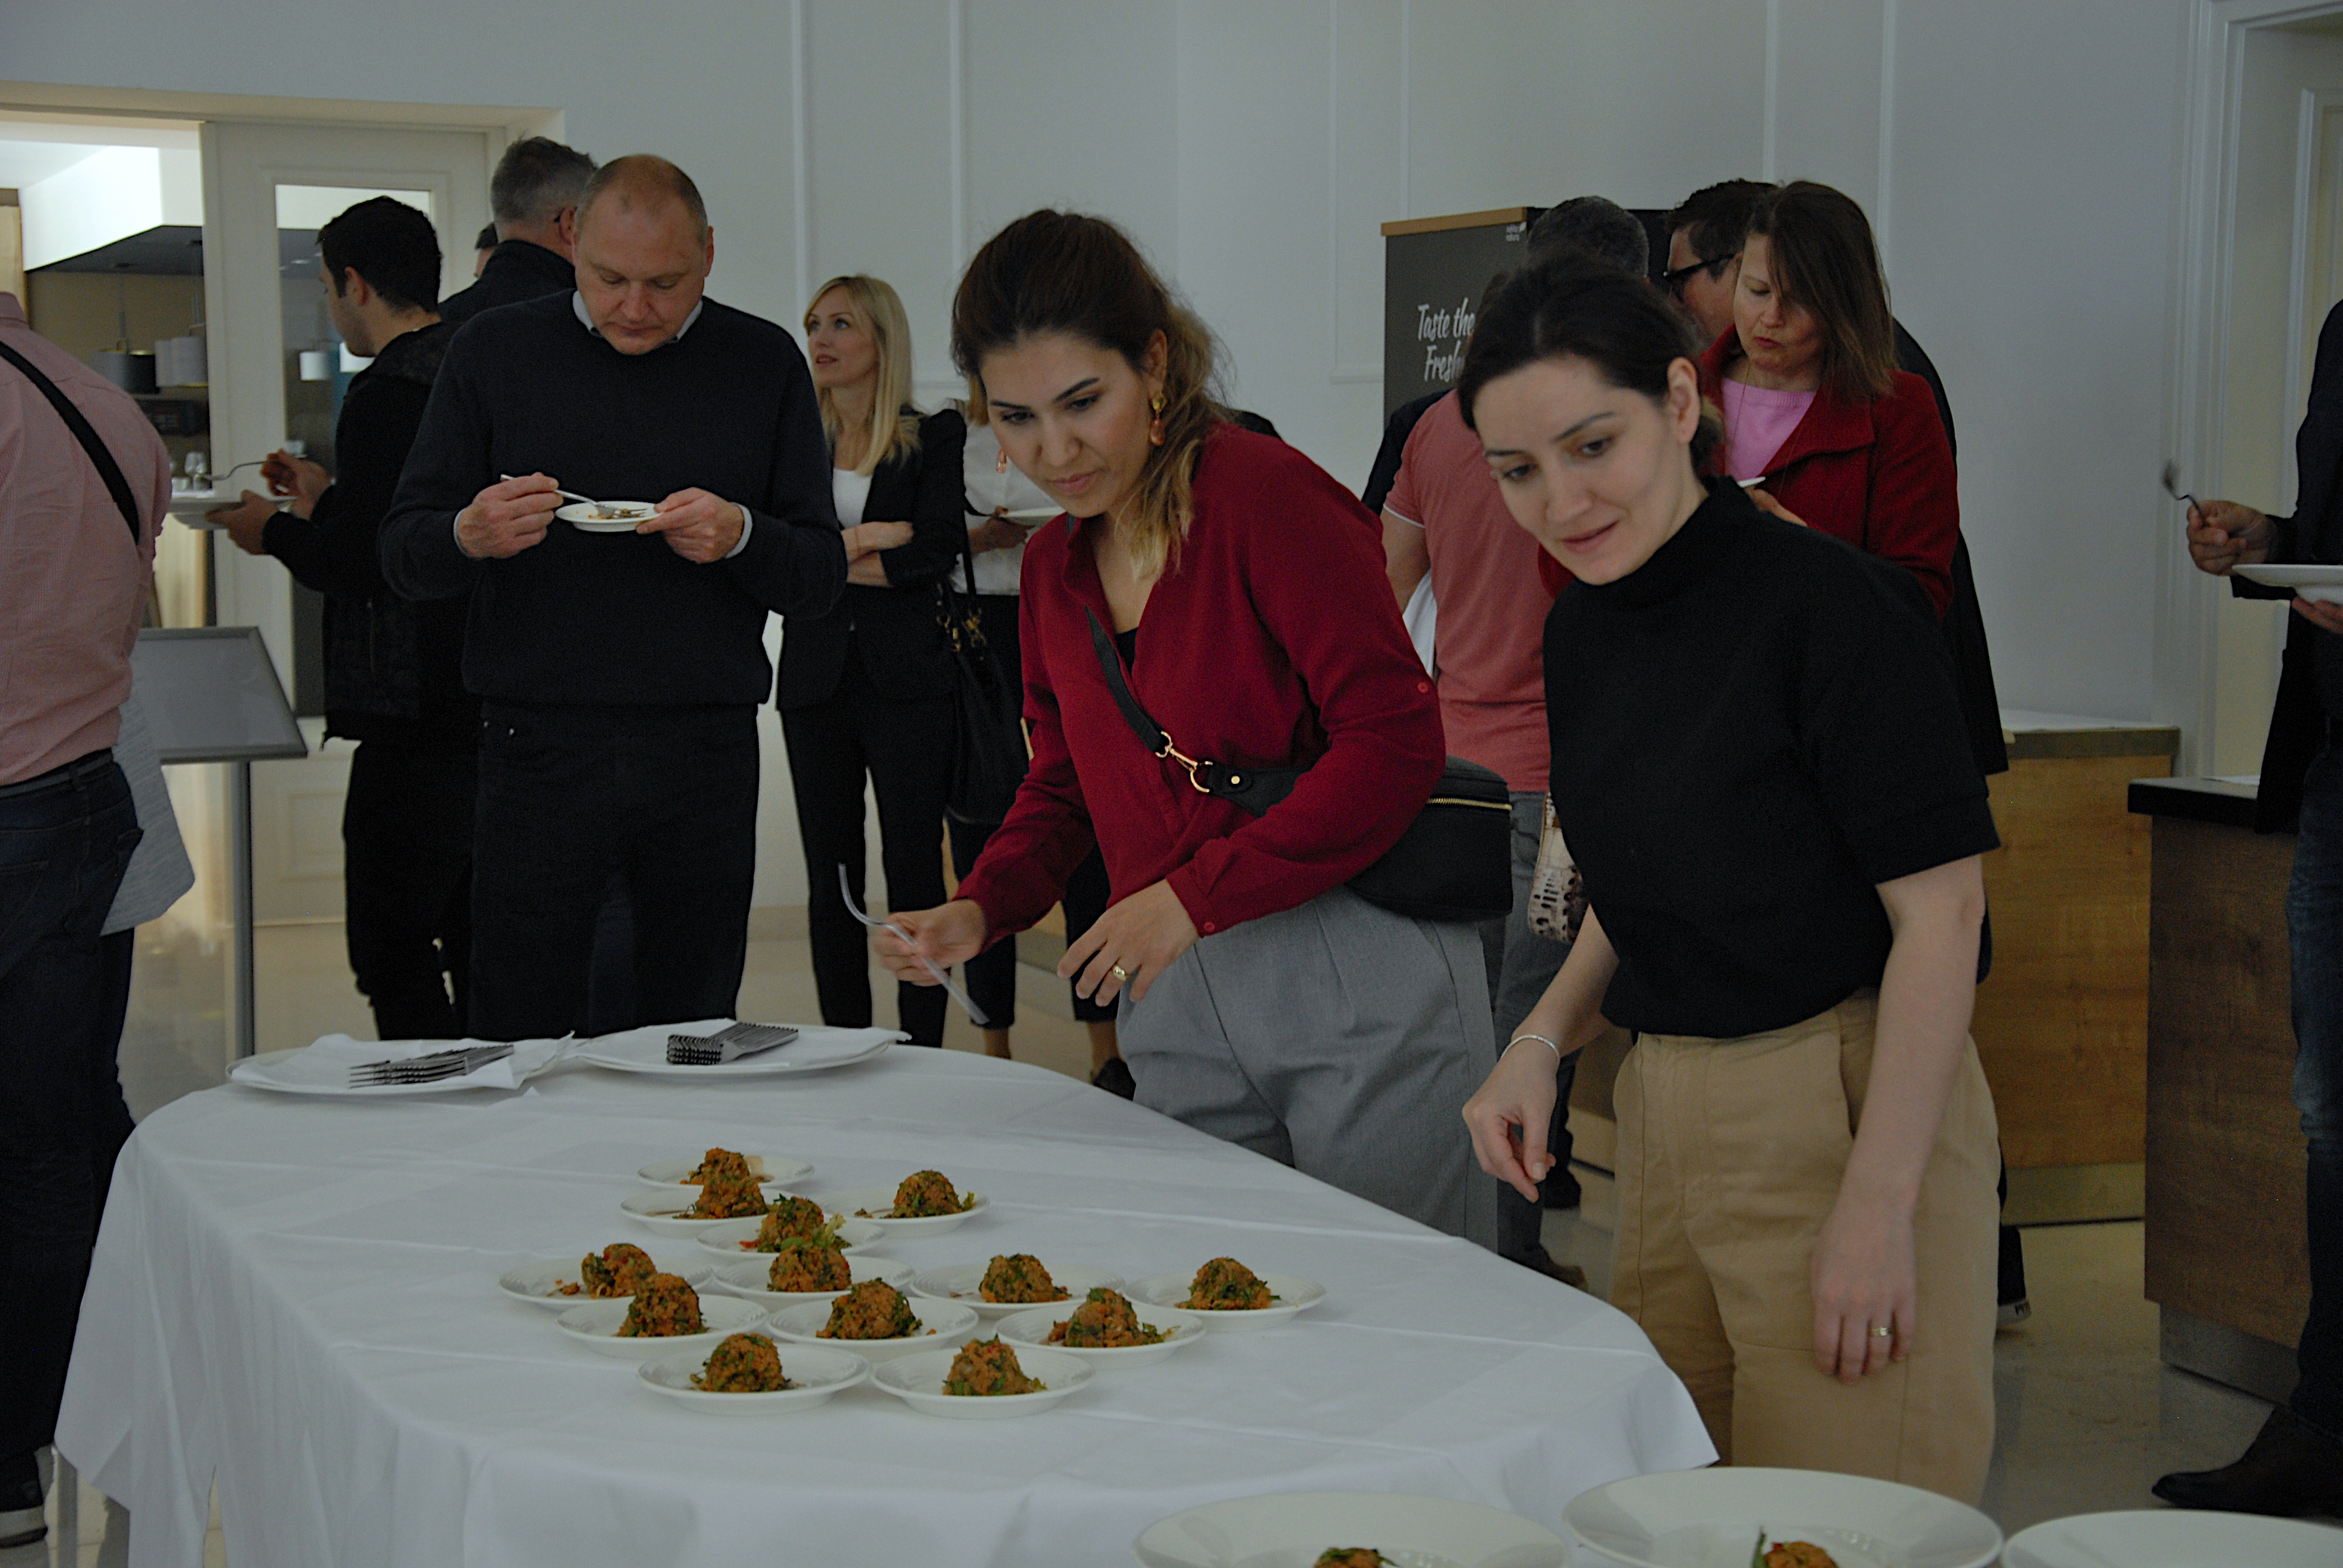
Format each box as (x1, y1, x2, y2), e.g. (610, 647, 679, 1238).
(778, 275, 966, 1046)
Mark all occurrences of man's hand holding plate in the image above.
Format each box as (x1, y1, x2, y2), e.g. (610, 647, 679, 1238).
(643, 489, 744, 563)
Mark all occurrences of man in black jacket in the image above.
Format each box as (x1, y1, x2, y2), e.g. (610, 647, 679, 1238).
(438, 136, 593, 330)
(2166, 298, 2343, 1518)
(215, 197, 474, 1040)
(381, 155, 845, 1042)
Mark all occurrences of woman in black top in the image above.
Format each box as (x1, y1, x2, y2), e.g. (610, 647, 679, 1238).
(1457, 255, 2002, 1501)
(778, 275, 966, 1047)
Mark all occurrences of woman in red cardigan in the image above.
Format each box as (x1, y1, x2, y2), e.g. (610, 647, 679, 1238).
(1699, 181, 1958, 616)
(874, 211, 1496, 1247)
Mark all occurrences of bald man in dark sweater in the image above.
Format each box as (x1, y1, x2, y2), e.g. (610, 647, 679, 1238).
(381, 156, 845, 1040)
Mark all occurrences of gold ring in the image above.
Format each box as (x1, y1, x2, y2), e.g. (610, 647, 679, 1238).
(1109, 964, 1130, 981)
(1870, 1325, 1893, 1338)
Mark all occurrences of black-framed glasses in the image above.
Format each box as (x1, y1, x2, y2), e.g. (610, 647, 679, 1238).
(1660, 252, 1737, 294)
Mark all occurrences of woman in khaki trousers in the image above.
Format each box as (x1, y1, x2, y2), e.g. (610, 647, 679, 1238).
(1457, 253, 2002, 1504)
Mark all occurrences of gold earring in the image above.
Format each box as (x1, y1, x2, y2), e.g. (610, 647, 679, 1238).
(1148, 392, 1167, 448)
(995, 446, 1009, 474)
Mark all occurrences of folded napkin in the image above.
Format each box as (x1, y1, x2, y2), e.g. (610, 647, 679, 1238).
(231, 1034, 567, 1093)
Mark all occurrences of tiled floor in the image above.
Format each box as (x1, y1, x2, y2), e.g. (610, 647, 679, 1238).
(13, 924, 2321, 1563)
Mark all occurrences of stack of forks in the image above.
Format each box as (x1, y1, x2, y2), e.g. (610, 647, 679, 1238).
(346, 1044, 514, 1089)
(666, 1022, 798, 1065)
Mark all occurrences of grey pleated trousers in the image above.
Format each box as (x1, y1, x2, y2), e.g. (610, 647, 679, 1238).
(1119, 885, 1498, 1249)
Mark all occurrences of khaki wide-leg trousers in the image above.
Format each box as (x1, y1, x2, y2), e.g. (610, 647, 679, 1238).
(1611, 990, 2000, 1503)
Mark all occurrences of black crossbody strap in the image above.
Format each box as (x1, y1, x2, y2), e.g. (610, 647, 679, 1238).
(1085, 608, 1172, 754)
(1083, 607, 1305, 813)
(0, 338, 146, 544)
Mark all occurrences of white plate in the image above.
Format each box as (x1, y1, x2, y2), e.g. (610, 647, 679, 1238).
(558, 500, 657, 532)
(498, 1252, 713, 1310)
(906, 1260, 1124, 1319)
(635, 1153, 815, 1189)
(712, 1252, 913, 1310)
(1003, 506, 1059, 523)
(2002, 1509, 2343, 1568)
(820, 1186, 989, 1236)
(2235, 563, 2343, 603)
(1133, 1491, 1570, 1568)
(870, 1345, 1092, 1419)
(1129, 1272, 1326, 1331)
(635, 1341, 871, 1416)
(571, 1019, 898, 1078)
(619, 1186, 796, 1235)
(765, 1294, 978, 1365)
(693, 1215, 885, 1259)
(1562, 1466, 2002, 1568)
(553, 1293, 770, 1361)
(995, 1299, 1202, 1368)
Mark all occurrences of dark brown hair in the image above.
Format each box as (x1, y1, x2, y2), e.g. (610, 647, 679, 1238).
(1458, 252, 1720, 469)
(1744, 181, 1896, 403)
(951, 210, 1221, 576)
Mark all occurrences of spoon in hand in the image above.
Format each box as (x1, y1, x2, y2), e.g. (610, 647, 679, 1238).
(2160, 460, 2200, 517)
(498, 473, 621, 518)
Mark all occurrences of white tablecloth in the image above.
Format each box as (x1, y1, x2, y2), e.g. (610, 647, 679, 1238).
(57, 1046, 1713, 1567)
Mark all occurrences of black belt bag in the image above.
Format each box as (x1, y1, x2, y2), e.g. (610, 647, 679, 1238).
(1086, 611, 1513, 924)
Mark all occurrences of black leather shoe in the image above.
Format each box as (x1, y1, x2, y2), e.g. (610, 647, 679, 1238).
(1090, 1056, 1136, 1100)
(0, 1452, 42, 1550)
(2152, 1406, 2343, 1517)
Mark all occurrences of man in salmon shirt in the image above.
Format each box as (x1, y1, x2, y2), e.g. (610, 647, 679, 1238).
(1380, 195, 1651, 1284)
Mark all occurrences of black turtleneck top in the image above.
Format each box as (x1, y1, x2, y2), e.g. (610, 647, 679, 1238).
(1543, 479, 1997, 1039)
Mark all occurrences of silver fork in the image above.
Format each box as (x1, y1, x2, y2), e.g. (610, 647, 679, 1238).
(347, 1043, 514, 1088)
(666, 1022, 798, 1065)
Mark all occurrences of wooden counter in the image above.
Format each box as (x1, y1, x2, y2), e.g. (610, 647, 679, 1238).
(2131, 776, 2310, 1402)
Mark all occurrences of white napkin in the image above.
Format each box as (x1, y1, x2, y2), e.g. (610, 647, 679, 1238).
(232, 1034, 566, 1092)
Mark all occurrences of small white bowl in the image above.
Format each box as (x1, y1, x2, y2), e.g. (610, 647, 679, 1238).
(634, 1341, 870, 1416)
(818, 1186, 989, 1236)
(693, 1215, 885, 1258)
(1562, 1466, 2002, 1568)
(635, 1153, 815, 1189)
(712, 1252, 913, 1310)
(995, 1299, 1202, 1369)
(870, 1345, 1093, 1419)
(2002, 1509, 2343, 1568)
(553, 1294, 770, 1361)
(498, 1252, 712, 1310)
(620, 1187, 795, 1235)
(765, 1295, 978, 1365)
(1133, 1491, 1570, 1568)
(1128, 1272, 1326, 1331)
(906, 1260, 1124, 1320)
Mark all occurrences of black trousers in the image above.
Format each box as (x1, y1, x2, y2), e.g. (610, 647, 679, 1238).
(0, 756, 139, 1470)
(782, 644, 954, 1047)
(341, 740, 475, 1040)
(944, 595, 1116, 1030)
(469, 704, 758, 1042)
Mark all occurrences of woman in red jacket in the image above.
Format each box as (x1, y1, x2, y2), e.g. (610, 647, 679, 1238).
(874, 211, 1496, 1246)
(1700, 181, 1957, 616)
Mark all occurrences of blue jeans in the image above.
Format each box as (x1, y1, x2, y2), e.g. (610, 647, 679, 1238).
(2284, 742, 2343, 1438)
(0, 753, 140, 1468)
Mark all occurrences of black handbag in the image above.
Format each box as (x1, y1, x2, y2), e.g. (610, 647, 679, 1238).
(940, 528, 1029, 823)
(1084, 610, 1512, 923)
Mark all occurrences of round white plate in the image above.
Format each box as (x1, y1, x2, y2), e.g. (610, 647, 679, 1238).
(870, 1345, 1092, 1419)
(1133, 1491, 1570, 1568)
(571, 1019, 897, 1078)
(765, 1295, 978, 1365)
(820, 1186, 989, 1236)
(995, 1299, 1202, 1369)
(499, 1252, 713, 1310)
(619, 1186, 795, 1235)
(228, 1048, 513, 1097)
(906, 1260, 1124, 1319)
(1562, 1466, 2002, 1568)
(558, 500, 657, 532)
(2002, 1509, 2343, 1568)
(553, 1293, 770, 1361)
(2235, 563, 2343, 603)
(1129, 1272, 1325, 1331)
(635, 1154, 815, 1189)
(635, 1341, 871, 1416)
(712, 1252, 913, 1310)
(693, 1215, 885, 1259)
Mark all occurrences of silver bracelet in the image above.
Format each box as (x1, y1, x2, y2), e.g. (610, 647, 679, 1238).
(1508, 1033, 1562, 1060)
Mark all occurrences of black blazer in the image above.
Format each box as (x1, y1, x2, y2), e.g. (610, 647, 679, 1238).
(777, 406, 968, 707)
(2232, 299, 2343, 831)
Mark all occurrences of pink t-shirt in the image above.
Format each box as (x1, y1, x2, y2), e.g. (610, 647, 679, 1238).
(1720, 376, 1817, 480)
(1384, 392, 1550, 794)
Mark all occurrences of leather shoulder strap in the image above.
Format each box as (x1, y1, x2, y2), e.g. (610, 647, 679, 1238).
(1086, 608, 1167, 753)
(0, 338, 145, 543)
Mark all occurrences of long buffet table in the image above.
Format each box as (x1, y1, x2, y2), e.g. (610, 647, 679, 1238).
(56, 1045, 1711, 1567)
